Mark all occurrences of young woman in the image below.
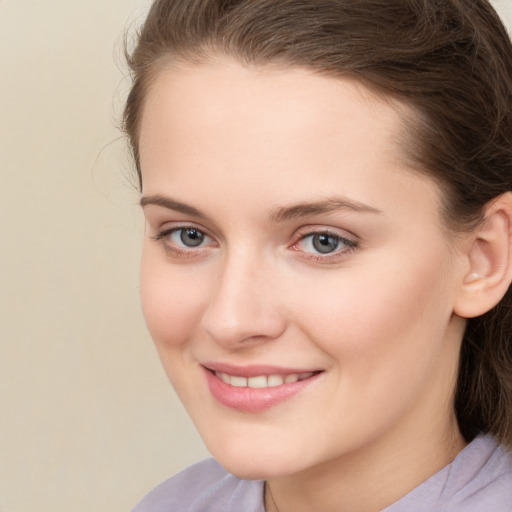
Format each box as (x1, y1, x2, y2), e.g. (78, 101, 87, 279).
(124, 1, 512, 510)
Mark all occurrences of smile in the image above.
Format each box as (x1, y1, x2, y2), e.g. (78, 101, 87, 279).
(203, 365, 323, 412)
(214, 371, 315, 388)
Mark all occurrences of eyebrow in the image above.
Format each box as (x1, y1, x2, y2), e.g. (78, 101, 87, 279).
(140, 195, 209, 219)
(268, 196, 382, 222)
(140, 194, 382, 222)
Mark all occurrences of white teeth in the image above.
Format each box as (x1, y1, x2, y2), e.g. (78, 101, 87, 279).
(230, 376, 248, 387)
(248, 375, 268, 389)
(215, 371, 315, 388)
(267, 375, 285, 387)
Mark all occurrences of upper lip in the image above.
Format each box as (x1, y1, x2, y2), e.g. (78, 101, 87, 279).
(202, 362, 323, 378)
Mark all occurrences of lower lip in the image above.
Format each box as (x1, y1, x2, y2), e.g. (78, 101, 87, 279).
(203, 368, 321, 412)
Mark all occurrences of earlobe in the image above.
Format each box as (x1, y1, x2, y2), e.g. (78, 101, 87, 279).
(454, 192, 512, 319)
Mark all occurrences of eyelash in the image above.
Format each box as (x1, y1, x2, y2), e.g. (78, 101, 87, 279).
(290, 229, 359, 263)
(151, 226, 216, 258)
(151, 225, 359, 262)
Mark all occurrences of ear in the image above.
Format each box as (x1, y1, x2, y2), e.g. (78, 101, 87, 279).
(454, 192, 512, 319)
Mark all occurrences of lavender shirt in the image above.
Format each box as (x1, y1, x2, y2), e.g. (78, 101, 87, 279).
(132, 435, 512, 511)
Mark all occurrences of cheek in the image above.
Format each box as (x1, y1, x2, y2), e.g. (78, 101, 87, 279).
(292, 248, 455, 379)
(139, 249, 207, 348)
(285, 253, 457, 443)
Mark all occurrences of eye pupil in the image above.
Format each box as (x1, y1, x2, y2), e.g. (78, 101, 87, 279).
(312, 233, 339, 253)
(180, 228, 204, 247)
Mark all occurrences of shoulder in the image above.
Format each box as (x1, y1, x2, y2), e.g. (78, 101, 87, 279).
(384, 435, 512, 512)
(441, 435, 512, 511)
(131, 458, 265, 512)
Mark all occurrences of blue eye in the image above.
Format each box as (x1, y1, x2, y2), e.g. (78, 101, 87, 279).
(296, 231, 357, 256)
(172, 228, 206, 247)
(310, 233, 340, 253)
(152, 226, 214, 256)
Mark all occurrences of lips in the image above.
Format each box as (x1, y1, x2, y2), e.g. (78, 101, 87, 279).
(202, 363, 323, 412)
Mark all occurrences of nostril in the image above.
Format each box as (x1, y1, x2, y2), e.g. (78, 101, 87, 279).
(202, 306, 287, 348)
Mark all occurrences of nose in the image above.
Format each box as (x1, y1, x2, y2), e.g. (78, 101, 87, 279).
(200, 252, 287, 348)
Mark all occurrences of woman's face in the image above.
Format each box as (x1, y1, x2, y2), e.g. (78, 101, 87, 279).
(138, 59, 467, 479)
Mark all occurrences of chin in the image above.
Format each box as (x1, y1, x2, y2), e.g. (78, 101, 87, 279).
(220, 463, 273, 481)
(205, 437, 311, 481)
(215, 455, 291, 481)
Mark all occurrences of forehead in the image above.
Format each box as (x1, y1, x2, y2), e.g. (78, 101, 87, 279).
(138, 59, 440, 222)
(139, 58, 407, 168)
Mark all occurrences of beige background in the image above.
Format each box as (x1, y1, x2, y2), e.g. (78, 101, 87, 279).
(0, 1, 511, 511)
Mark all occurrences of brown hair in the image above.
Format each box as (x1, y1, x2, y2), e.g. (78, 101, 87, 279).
(123, 0, 512, 446)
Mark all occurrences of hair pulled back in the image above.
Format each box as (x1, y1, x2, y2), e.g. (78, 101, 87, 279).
(123, 0, 512, 447)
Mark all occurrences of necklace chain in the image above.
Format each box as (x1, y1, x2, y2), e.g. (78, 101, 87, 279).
(266, 482, 281, 512)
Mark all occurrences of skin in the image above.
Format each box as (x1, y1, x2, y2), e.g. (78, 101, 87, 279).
(138, 58, 469, 512)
